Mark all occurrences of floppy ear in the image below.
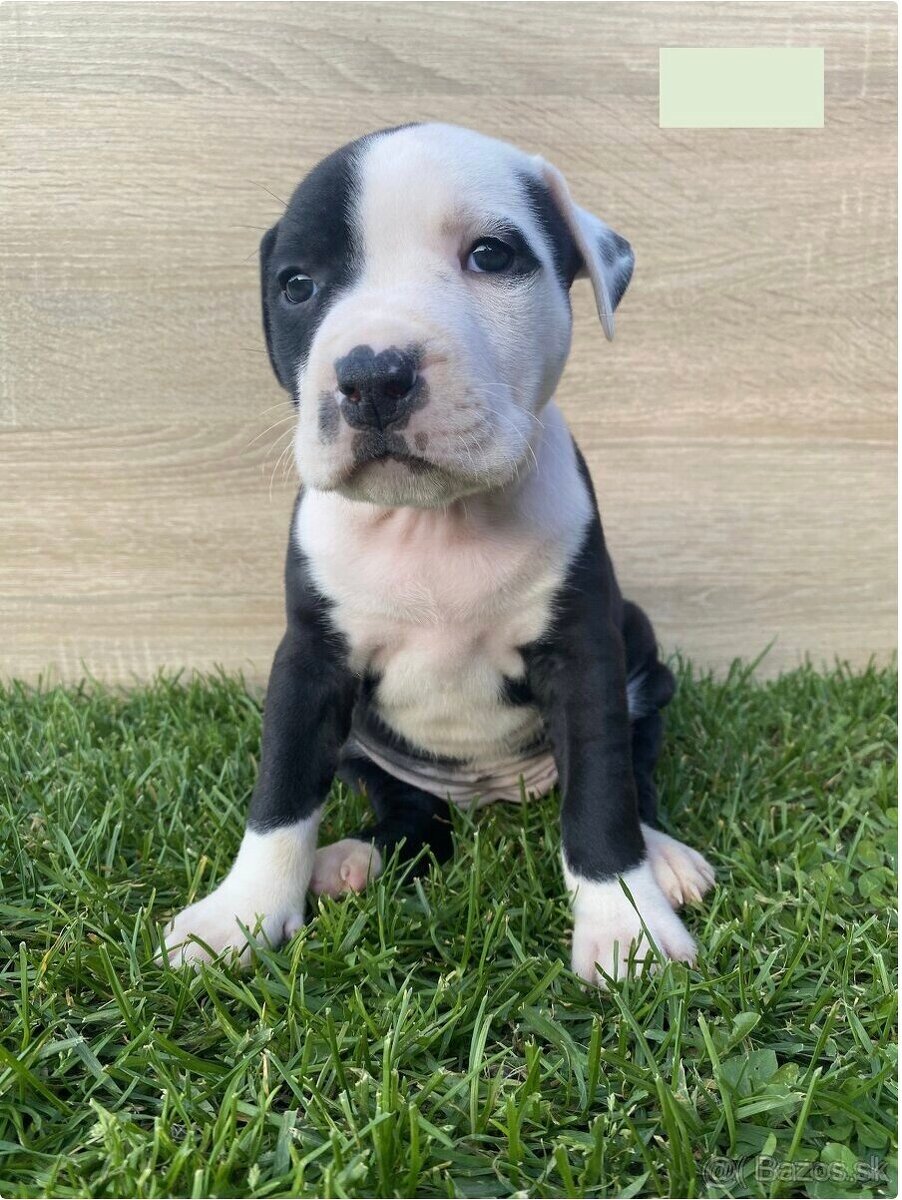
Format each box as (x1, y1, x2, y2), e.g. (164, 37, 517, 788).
(259, 222, 289, 389)
(534, 157, 635, 342)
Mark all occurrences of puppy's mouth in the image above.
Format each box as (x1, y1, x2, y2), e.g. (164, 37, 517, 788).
(349, 430, 435, 477)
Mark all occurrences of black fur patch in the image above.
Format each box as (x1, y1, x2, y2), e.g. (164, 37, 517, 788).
(604, 233, 634, 309)
(520, 174, 583, 290)
(259, 126, 417, 396)
(260, 141, 364, 393)
(519, 441, 642, 879)
(520, 173, 634, 310)
(248, 492, 358, 831)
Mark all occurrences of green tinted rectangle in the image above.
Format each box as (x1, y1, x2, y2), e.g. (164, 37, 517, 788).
(659, 47, 824, 128)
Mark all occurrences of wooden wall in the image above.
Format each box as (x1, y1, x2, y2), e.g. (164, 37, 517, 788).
(1, 2, 896, 683)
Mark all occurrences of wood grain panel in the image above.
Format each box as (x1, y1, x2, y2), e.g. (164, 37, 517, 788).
(1, 424, 893, 681)
(0, 2, 896, 682)
(1, 3, 896, 97)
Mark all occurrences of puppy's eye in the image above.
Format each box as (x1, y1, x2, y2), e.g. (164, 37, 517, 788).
(282, 273, 317, 304)
(466, 238, 515, 274)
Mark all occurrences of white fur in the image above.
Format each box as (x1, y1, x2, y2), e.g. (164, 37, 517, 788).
(564, 857, 698, 988)
(643, 824, 716, 907)
(162, 816, 319, 966)
(297, 403, 591, 762)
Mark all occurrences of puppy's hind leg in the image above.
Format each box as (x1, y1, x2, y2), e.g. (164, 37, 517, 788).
(630, 707, 667, 827)
(311, 750, 454, 897)
(631, 699, 715, 907)
(621, 600, 715, 907)
(622, 599, 676, 827)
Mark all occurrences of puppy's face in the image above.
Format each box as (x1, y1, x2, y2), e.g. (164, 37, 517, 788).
(260, 123, 633, 507)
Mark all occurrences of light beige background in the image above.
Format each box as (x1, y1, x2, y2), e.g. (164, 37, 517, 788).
(1, 2, 896, 684)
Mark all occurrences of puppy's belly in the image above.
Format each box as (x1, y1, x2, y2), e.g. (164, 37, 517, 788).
(352, 636, 556, 805)
(350, 719, 558, 808)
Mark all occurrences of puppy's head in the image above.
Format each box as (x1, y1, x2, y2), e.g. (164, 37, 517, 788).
(260, 123, 633, 507)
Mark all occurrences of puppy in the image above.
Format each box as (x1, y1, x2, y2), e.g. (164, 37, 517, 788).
(164, 123, 714, 985)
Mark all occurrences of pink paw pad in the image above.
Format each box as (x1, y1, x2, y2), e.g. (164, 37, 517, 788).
(310, 838, 383, 897)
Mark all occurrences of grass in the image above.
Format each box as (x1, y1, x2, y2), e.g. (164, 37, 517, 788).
(0, 660, 896, 1199)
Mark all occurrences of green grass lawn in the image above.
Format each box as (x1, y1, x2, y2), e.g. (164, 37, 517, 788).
(0, 661, 897, 1199)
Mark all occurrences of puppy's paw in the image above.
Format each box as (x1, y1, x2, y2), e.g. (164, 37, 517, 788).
(162, 884, 305, 967)
(160, 822, 319, 969)
(642, 824, 716, 909)
(567, 862, 697, 988)
(310, 838, 383, 897)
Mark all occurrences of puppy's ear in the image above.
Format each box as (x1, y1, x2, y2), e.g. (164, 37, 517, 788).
(259, 222, 289, 389)
(533, 157, 634, 341)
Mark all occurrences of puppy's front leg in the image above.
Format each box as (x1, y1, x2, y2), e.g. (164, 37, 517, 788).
(525, 537, 696, 988)
(164, 610, 356, 967)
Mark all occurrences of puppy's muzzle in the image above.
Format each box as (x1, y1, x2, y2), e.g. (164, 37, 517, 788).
(336, 345, 421, 431)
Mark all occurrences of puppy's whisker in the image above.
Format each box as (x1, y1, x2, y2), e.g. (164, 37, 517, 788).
(246, 415, 297, 450)
(485, 409, 542, 476)
(280, 442, 298, 483)
(454, 431, 480, 476)
(259, 426, 295, 474)
(468, 387, 547, 430)
(250, 181, 288, 208)
(268, 439, 296, 500)
(257, 401, 297, 419)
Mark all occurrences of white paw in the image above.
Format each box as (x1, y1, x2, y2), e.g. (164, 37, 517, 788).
(565, 861, 698, 988)
(162, 884, 303, 967)
(160, 819, 319, 969)
(642, 824, 716, 909)
(310, 838, 383, 897)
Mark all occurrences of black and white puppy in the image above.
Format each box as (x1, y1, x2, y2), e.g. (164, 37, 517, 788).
(164, 123, 714, 986)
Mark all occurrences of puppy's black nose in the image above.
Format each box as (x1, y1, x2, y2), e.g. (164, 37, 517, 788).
(336, 345, 419, 430)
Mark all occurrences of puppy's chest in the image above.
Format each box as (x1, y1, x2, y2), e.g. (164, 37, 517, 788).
(298, 497, 572, 759)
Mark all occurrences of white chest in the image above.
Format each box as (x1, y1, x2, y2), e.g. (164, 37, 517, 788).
(295, 407, 592, 762)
